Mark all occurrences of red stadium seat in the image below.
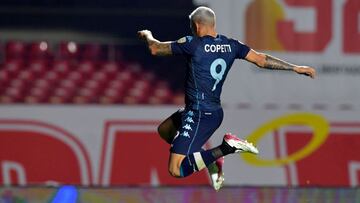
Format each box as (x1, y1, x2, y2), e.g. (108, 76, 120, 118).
(18, 70, 36, 81)
(83, 80, 102, 94)
(5, 41, 26, 60)
(4, 60, 22, 77)
(9, 79, 26, 89)
(29, 60, 47, 76)
(25, 96, 44, 104)
(58, 41, 79, 60)
(115, 71, 134, 88)
(115, 70, 132, 80)
(67, 71, 84, 85)
(153, 85, 173, 104)
(133, 80, 151, 92)
(148, 96, 163, 105)
(30, 87, 50, 97)
(99, 95, 123, 104)
(0, 96, 15, 103)
(141, 71, 156, 81)
(53, 60, 71, 78)
(59, 79, 76, 90)
(126, 62, 142, 78)
(103, 88, 116, 96)
(108, 80, 123, 89)
(44, 71, 61, 82)
(29, 41, 50, 60)
(123, 94, 149, 104)
(76, 88, 97, 103)
(127, 87, 150, 104)
(25, 87, 50, 103)
(73, 95, 92, 104)
(92, 71, 107, 83)
(78, 87, 95, 97)
(50, 87, 74, 103)
(34, 79, 53, 90)
(5, 87, 24, 102)
(104, 83, 126, 100)
(49, 96, 67, 104)
(101, 62, 119, 79)
(172, 92, 184, 105)
(78, 61, 95, 78)
(0, 71, 10, 88)
(81, 43, 102, 61)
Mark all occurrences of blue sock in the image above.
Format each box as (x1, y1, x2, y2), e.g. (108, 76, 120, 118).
(179, 149, 221, 177)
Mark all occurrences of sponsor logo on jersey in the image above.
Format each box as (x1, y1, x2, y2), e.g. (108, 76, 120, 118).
(177, 37, 187, 43)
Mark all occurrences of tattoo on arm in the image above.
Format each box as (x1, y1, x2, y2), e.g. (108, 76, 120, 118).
(264, 55, 295, 71)
(146, 37, 172, 56)
(153, 42, 172, 56)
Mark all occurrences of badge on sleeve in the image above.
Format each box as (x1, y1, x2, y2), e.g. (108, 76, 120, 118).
(177, 37, 187, 43)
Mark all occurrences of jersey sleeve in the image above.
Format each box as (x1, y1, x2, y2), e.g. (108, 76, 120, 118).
(171, 36, 196, 56)
(234, 40, 251, 59)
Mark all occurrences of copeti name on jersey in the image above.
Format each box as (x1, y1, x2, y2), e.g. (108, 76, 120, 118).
(204, 44, 232, 53)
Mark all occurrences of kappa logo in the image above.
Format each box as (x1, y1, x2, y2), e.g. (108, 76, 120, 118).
(186, 111, 194, 117)
(181, 131, 190, 138)
(185, 117, 194, 123)
(183, 124, 193, 131)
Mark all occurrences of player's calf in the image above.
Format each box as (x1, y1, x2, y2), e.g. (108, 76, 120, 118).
(168, 153, 186, 178)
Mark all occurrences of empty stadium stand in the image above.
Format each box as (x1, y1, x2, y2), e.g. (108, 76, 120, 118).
(0, 41, 183, 104)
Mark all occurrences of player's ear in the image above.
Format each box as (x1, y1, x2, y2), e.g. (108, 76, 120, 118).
(194, 22, 201, 36)
(190, 22, 196, 36)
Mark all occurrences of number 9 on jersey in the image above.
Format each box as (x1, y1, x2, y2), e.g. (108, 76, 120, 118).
(210, 58, 227, 91)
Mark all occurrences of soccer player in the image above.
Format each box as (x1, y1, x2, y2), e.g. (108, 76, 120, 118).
(138, 6, 315, 190)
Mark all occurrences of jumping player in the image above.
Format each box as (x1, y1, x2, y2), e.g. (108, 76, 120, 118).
(138, 6, 315, 191)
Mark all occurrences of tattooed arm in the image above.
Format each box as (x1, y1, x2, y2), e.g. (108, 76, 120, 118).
(138, 30, 172, 56)
(245, 49, 316, 78)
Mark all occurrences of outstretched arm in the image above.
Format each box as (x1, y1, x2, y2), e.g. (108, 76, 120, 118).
(245, 49, 316, 78)
(138, 30, 172, 56)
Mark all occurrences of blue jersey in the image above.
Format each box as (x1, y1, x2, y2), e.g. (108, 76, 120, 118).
(171, 35, 250, 111)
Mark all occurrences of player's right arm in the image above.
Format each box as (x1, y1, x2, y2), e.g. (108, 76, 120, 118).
(138, 30, 172, 56)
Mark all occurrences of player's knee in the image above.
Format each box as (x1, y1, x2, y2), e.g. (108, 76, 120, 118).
(168, 156, 185, 178)
(168, 165, 181, 178)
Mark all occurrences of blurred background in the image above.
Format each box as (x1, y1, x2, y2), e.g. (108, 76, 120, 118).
(0, 0, 359, 202)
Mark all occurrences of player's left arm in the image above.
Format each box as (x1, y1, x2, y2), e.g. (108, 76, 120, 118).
(138, 30, 172, 56)
(245, 49, 316, 78)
